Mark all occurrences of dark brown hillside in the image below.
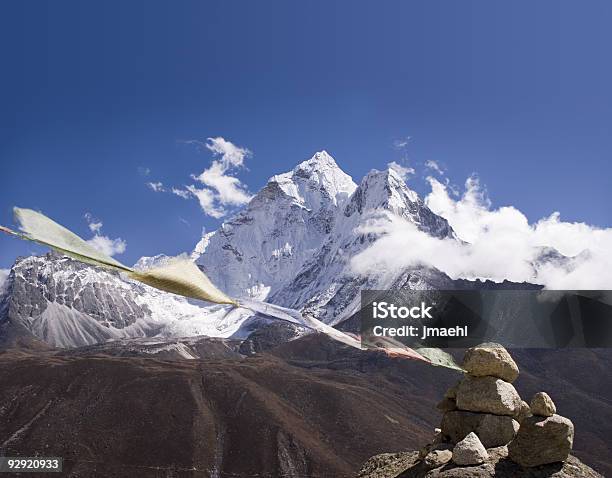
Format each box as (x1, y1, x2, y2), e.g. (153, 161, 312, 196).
(0, 341, 457, 477)
(0, 337, 609, 477)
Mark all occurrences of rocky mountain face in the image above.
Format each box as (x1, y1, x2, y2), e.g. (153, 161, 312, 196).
(192, 151, 466, 328)
(0, 253, 252, 348)
(269, 167, 456, 325)
(0, 151, 531, 348)
(193, 151, 358, 300)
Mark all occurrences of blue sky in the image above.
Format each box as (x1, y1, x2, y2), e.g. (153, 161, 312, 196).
(1, 0, 611, 269)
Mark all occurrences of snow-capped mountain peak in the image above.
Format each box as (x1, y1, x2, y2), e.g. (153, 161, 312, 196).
(342, 167, 453, 240)
(345, 167, 419, 214)
(268, 151, 357, 208)
(267, 162, 457, 324)
(1, 152, 466, 349)
(192, 152, 357, 301)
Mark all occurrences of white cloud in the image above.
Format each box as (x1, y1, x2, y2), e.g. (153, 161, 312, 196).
(205, 136, 251, 169)
(172, 188, 191, 199)
(89, 222, 103, 234)
(138, 166, 151, 177)
(186, 185, 225, 219)
(84, 212, 103, 234)
(195, 160, 252, 206)
(186, 137, 253, 217)
(388, 161, 415, 181)
(83, 214, 127, 257)
(147, 182, 166, 193)
(147, 137, 253, 219)
(350, 177, 612, 289)
(425, 160, 445, 175)
(86, 235, 127, 257)
(393, 137, 412, 150)
(424, 175, 492, 243)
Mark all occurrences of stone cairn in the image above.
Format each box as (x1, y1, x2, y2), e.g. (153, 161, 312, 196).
(418, 343, 575, 469)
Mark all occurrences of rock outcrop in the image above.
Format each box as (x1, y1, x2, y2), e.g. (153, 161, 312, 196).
(440, 344, 523, 449)
(357, 448, 602, 478)
(358, 344, 597, 477)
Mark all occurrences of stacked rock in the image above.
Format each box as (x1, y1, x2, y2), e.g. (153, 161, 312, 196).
(439, 344, 523, 449)
(418, 343, 576, 469)
(452, 432, 488, 466)
(508, 391, 575, 467)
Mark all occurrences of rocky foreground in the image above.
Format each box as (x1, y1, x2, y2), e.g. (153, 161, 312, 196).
(357, 448, 602, 478)
(358, 344, 604, 478)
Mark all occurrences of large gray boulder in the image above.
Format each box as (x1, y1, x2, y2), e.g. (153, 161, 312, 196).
(508, 414, 574, 467)
(452, 432, 488, 466)
(455, 376, 522, 416)
(462, 343, 519, 383)
(441, 410, 519, 448)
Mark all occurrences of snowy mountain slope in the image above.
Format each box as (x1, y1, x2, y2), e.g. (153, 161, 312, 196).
(0, 150, 538, 349)
(269, 167, 457, 324)
(193, 151, 357, 300)
(191, 152, 456, 326)
(0, 253, 251, 348)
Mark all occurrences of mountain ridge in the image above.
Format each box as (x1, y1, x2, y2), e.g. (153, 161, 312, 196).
(0, 151, 538, 349)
